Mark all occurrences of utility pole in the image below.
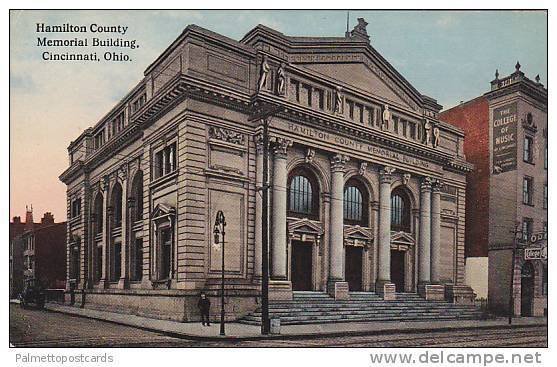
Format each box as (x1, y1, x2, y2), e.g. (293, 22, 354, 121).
(508, 222, 522, 325)
(261, 117, 270, 334)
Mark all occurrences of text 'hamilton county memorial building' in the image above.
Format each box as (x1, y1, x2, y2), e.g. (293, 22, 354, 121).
(59, 19, 478, 322)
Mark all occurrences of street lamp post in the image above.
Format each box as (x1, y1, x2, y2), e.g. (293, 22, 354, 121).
(508, 222, 522, 325)
(213, 211, 226, 336)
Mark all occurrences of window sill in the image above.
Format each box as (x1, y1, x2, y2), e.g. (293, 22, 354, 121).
(150, 170, 178, 189)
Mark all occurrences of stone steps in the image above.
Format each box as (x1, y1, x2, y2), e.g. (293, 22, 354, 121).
(238, 292, 482, 325)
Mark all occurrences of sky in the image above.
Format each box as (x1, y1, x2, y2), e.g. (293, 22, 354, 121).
(9, 10, 547, 221)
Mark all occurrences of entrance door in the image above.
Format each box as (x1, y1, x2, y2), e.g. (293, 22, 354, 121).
(345, 246, 363, 291)
(390, 250, 406, 293)
(521, 262, 534, 317)
(291, 241, 312, 291)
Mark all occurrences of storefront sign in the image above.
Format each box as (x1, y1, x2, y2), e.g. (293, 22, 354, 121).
(492, 102, 518, 173)
(524, 247, 547, 260)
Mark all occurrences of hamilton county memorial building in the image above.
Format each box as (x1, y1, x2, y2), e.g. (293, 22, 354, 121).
(59, 19, 476, 321)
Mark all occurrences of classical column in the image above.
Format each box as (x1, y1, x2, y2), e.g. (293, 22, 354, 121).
(430, 180, 442, 283)
(99, 178, 110, 288)
(328, 154, 349, 281)
(271, 138, 291, 280)
(118, 177, 129, 289)
(418, 177, 432, 285)
(254, 137, 263, 279)
(376, 167, 395, 293)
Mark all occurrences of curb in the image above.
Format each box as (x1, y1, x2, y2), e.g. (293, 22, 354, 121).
(40, 304, 548, 342)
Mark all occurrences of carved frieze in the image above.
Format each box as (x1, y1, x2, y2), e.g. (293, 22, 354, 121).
(209, 126, 245, 146)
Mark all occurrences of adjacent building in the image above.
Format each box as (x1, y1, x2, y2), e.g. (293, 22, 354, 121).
(59, 20, 475, 321)
(10, 208, 67, 295)
(441, 63, 547, 316)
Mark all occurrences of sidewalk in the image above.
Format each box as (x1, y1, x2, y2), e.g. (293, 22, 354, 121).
(13, 300, 547, 341)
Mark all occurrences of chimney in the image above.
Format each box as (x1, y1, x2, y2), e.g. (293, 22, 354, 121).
(41, 212, 55, 225)
(24, 205, 34, 229)
(12, 216, 21, 224)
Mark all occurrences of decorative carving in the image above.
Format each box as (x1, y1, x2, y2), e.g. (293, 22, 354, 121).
(424, 119, 432, 145)
(432, 179, 442, 193)
(119, 163, 128, 181)
(334, 86, 343, 114)
(271, 137, 292, 157)
(515, 60, 521, 72)
(359, 162, 368, 176)
(257, 55, 270, 91)
(254, 134, 264, 154)
(432, 123, 440, 148)
(330, 154, 349, 172)
(382, 105, 391, 130)
(276, 63, 286, 96)
(420, 176, 433, 191)
(349, 18, 370, 41)
(305, 148, 315, 163)
(209, 126, 245, 145)
(379, 166, 395, 184)
(495, 69, 499, 80)
(102, 175, 110, 192)
(402, 173, 411, 186)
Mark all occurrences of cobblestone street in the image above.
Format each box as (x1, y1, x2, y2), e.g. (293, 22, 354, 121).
(10, 305, 547, 347)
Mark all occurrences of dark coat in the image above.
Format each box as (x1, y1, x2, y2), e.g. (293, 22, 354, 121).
(198, 297, 211, 313)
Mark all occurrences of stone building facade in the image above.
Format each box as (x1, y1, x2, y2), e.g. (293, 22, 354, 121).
(59, 20, 474, 321)
(441, 63, 547, 316)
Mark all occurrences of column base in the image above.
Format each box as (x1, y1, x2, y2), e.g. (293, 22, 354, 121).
(98, 279, 109, 289)
(418, 283, 445, 301)
(444, 284, 476, 304)
(375, 280, 396, 300)
(117, 277, 129, 289)
(327, 281, 349, 300)
(269, 280, 292, 301)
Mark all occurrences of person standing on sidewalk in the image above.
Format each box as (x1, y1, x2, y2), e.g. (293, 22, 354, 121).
(197, 292, 211, 326)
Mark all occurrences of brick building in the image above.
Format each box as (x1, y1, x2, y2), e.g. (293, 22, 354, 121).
(9, 208, 32, 298)
(59, 20, 476, 322)
(441, 63, 547, 316)
(10, 207, 67, 293)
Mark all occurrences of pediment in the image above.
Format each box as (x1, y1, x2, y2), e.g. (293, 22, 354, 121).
(344, 225, 373, 240)
(288, 218, 324, 236)
(151, 203, 176, 219)
(391, 231, 415, 245)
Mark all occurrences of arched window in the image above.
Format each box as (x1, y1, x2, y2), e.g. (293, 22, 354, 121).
(131, 171, 143, 221)
(391, 188, 411, 232)
(93, 192, 103, 235)
(288, 168, 319, 219)
(111, 183, 123, 228)
(344, 179, 369, 226)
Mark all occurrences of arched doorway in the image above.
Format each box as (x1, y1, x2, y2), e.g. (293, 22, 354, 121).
(521, 262, 534, 317)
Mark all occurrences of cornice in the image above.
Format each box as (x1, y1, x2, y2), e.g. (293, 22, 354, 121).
(485, 79, 548, 107)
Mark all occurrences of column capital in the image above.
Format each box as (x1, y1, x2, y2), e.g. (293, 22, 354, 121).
(254, 134, 264, 154)
(379, 166, 396, 184)
(271, 137, 292, 158)
(431, 179, 443, 193)
(420, 176, 434, 191)
(330, 154, 350, 172)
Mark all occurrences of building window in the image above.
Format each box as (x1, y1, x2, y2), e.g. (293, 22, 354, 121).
(70, 242, 80, 280)
(154, 143, 176, 179)
(522, 218, 533, 242)
(112, 242, 122, 282)
(159, 227, 172, 280)
(343, 179, 369, 226)
(131, 171, 144, 221)
(94, 130, 105, 149)
(543, 184, 548, 209)
(409, 122, 417, 140)
(391, 188, 411, 232)
(348, 100, 354, 119)
(545, 144, 548, 170)
(131, 93, 146, 113)
(111, 183, 123, 228)
(288, 168, 319, 219)
(523, 176, 534, 205)
(523, 136, 534, 163)
(71, 198, 81, 218)
(95, 244, 102, 282)
(393, 116, 399, 134)
(94, 192, 104, 235)
(111, 111, 125, 137)
(132, 238, 143, 281)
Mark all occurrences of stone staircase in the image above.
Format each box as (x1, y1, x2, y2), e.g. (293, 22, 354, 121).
(238, 291, 483, 325)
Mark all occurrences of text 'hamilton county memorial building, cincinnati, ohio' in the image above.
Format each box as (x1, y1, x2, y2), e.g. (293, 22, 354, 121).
(59, 19, 478, 322)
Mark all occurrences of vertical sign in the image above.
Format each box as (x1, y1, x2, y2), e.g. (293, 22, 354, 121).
(492, 102, 518, 173)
